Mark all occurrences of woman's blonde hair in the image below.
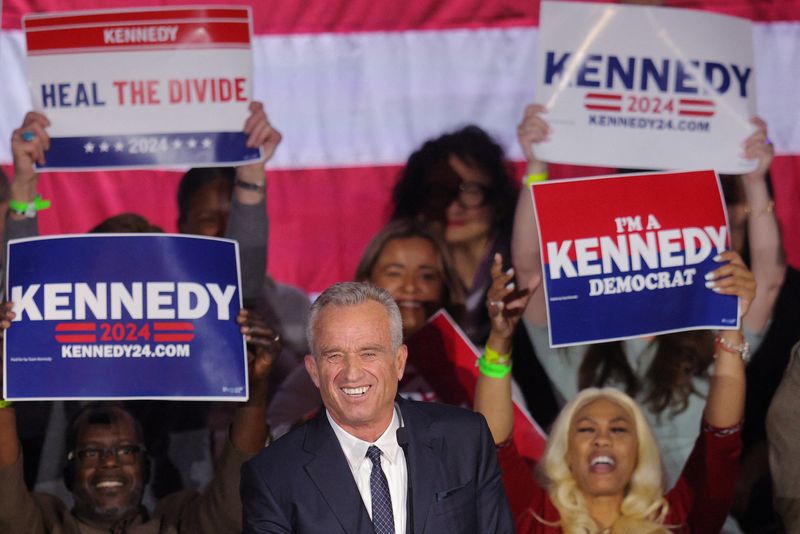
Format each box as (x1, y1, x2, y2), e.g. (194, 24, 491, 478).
(540, 387, 671, 534)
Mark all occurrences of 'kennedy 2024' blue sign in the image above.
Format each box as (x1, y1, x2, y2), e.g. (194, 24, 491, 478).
(3, 234, 247, 401)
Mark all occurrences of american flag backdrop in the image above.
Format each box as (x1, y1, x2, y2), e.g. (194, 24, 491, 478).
(1, 0, 799, 294)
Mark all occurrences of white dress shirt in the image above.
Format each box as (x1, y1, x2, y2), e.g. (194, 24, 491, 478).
(327, 408, 408, 534)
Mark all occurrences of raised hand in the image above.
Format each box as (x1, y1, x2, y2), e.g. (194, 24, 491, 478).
(485, 253, 540, 353)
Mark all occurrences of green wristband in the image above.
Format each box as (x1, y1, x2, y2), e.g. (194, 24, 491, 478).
(523, 172, 548, 187)
(478, 356, 512, 379)
(8, 195, 51, 218)
(0, 400, 13, 409)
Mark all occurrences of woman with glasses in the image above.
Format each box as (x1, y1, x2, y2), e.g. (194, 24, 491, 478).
(392, 126, 519, 346)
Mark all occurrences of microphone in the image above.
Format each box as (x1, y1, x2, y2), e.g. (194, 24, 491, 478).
(396, 409, 414, 534)
(396, 426, 410, 448)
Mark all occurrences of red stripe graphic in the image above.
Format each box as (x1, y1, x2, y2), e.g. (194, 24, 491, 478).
(585, 93, 622, 101)
(153, 322, 194, 331)
(55, 334, 97, 343)
(679, 98, 714, 106)
(26, 22, 250, 52)
(55, 322, 97, 331)
(679, 110, 715, 117)
(153, 333, 195, 342)
(24, 8, 249, 29)
(585, 104, 622, 111)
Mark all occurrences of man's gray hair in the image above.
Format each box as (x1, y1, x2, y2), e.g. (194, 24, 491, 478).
(307, 281, 403, 354)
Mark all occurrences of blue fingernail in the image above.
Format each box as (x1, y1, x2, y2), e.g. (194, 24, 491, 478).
(21, 131, 35, 142)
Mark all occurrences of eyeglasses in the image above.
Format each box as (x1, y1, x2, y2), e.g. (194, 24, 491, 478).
(68, 444, 146, 466)
(455, 181, 489, 208)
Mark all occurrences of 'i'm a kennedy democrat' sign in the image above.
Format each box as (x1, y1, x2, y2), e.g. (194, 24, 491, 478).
(24, 6, 260, 170)
(3, 235, 247, 401)
(531, 170, 738, 347)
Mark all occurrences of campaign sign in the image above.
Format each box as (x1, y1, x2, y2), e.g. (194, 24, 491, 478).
(406, 310, 546, 460)
(3, 235, 247, 401)
(23, 6, 261, 170)
(535, 2, 756, 174)
(531, 170, 738, 347)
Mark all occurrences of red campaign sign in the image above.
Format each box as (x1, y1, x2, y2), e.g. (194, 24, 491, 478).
(405, 310, 547, 461)
(531, 170, 738, 347)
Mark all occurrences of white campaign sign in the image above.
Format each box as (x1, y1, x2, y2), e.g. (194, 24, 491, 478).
(24, 6, 261, 170)
(535, 2, 756, 174)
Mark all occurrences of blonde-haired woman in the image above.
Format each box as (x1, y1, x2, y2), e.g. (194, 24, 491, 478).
(475, 253, 753, 533)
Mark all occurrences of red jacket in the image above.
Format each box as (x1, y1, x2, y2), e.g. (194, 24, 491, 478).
(498, 423, 742, 533)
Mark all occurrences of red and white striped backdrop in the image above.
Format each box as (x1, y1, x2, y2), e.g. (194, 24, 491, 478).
(2, 0, 798, 293)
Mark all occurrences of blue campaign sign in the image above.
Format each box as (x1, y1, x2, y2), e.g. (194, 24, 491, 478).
(3, 235, 247, 401)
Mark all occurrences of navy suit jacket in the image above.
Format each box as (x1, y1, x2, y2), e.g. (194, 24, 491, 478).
(241, 397, 513, 533)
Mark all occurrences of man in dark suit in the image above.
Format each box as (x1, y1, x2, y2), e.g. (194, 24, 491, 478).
(241, 281, 513, 533)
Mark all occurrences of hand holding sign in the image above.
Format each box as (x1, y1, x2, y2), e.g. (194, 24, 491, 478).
(11, 112, 50, 185)
(706, 250, 756, 318)
(242, 102, 283, 159)
(237, 308, 279, 397)
(516, 104, 550, 175)
(742, 117, 774, 178)
(235, 101, 284, 202)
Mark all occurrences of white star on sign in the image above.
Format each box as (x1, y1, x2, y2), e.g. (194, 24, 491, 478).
(114, 141, 124, 152)
(187, 138, 197, 149)
(172, 138, 183, 149)
(99, 142, 110, 152)
(201, 137, 212, 149)
(84, 142, 95, 153)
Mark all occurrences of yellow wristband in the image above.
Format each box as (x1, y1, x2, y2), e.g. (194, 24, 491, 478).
(484, 345, 512, 365)
(523, 172, 548, 187)
(0, 400, 13, 409)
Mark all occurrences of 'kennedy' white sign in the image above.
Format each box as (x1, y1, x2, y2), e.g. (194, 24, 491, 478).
(534, 2, 756, 174)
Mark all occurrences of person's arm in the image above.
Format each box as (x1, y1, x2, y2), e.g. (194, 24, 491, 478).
(230, 308, 276, 453)
(473, 253, 537, 444)
(9, 112, 49, 217)
(225, 101, 282, 303)
(659, 252, 753, 530)
(161, 308, 278, 533)
(704, 250, 753, 428)
(511, 104, 550, 327)
(0, 303, 19, 468)
(738, 117, 785, 334)
(0, 304, 51, 534)
(3, 113, 47, 289)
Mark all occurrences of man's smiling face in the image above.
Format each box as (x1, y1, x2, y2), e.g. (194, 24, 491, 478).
(71, 408, 145, 525)
(305, 300, 407, 442)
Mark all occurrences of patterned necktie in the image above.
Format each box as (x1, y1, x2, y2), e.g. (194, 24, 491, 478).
(366, 445, 395, 534)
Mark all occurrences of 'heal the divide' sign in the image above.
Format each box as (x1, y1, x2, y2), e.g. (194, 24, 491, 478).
(531, 170, 738, 347)
(23, 6, 260, 170)
(3, 235, 247, 401)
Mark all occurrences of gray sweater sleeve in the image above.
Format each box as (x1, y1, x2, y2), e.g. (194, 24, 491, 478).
(224, 197, 267, 304)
